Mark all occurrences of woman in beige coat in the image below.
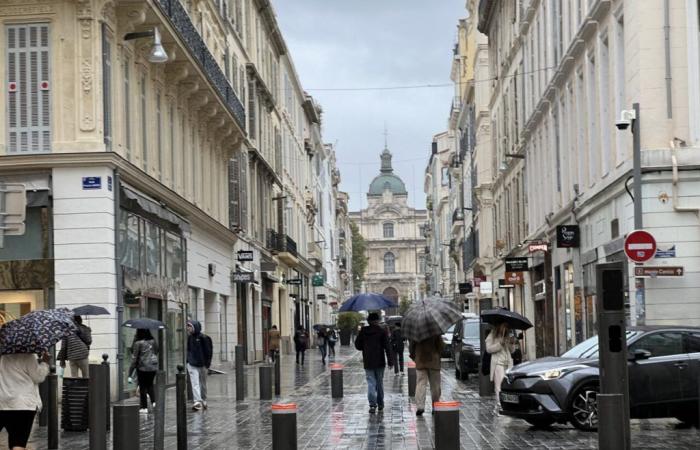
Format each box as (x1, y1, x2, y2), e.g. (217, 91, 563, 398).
(485, 322, 515, 411)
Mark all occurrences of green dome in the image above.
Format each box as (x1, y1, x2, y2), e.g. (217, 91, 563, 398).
(368, 148, 407, 195)
(368, 174, 407, 195)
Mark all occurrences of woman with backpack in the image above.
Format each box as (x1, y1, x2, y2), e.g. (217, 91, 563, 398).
(128, 329, 159, 413)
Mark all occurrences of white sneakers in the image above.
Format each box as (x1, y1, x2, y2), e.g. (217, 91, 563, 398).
(193, 401, 203, 411)
(139, 408, 148, 414)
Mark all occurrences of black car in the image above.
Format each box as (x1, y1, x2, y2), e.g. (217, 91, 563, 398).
(500, 326, 700, 430)
(451, 316, 481, 380)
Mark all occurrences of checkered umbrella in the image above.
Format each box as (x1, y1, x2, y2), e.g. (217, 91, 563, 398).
(0, 308, 77, 355)
(401, 297, 462, 342)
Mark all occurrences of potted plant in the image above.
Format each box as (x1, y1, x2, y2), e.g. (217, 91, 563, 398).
(337, 312, 362, 346)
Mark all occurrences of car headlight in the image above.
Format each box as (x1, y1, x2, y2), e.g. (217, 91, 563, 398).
(531, 365, 587, 380)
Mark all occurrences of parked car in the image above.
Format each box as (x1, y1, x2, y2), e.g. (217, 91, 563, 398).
(441, 324, 456, 359)
(451, 316, 481, 380)
(499, 326, 700, 430)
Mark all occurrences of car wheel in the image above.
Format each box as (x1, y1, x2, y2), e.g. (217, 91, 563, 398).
(568, 383, 599, 431)
(525, 418, 555, 428)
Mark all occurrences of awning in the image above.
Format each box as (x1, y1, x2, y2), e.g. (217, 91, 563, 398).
(120, 185, 190, 232)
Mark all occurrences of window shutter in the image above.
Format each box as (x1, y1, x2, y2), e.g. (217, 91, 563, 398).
(101, 23, 112, 150)
(239, 150, 248, 232)
(229, 155, 240, 230)
(7, 24, 50, 153)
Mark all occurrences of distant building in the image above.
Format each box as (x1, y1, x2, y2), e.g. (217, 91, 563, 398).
(350, 147, 427, 310)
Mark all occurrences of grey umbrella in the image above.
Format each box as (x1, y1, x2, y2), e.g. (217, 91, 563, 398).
(402, 298, 462, 343)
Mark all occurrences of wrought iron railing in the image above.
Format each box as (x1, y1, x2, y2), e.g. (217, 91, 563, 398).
(266, 229, 298, 257)
(155, 0, 245, 129)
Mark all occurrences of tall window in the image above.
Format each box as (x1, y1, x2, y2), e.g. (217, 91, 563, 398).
(156, 91, 162, 177)
(101, 24, 112, 150)
(599, 35, 611, 176)
(123, 57, 131, 160)
(169, 103, 175, 187)
(7, 24, 51, 153)
(383, 222, 394, 238)
(140, 73, 147, 166)
(384, 252, 395, 274)
(614, 13, 626, 164)
(586, 54, 599, 185)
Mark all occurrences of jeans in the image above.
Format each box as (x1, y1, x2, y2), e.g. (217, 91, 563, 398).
(319, 344, 327, 363)
(415, 368, 441, 410)
(137, 370, 157, 408)
(187, 363, 208, 403)
(364, 368, 385, 407)
(328, 341, 336, 357)
(393, 349, 404, 373)
(296, 349, 305, 365)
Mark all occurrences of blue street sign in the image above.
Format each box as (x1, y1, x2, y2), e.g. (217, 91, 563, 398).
(655, 245, 676, 258)
(82, 176, 102, 190)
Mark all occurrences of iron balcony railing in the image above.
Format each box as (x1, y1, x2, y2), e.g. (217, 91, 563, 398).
(266, 229, 298, 257)
(155, 0, 245, 129)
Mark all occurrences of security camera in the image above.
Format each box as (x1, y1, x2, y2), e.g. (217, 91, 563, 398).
(616, 109, 637, 131)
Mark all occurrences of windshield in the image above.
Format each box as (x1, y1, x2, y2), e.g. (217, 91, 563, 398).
(445, 324, 455, 334)
(561, 331, 640, 358)
(464, 321, 480, 339)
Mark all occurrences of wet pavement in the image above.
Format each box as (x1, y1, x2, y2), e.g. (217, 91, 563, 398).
(3, 346, 699, 449)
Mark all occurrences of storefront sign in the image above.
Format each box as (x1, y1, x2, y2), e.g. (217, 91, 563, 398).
(504, 271, 525, 285)
(317, 294, 326, 300)
(82, 176, 101, 190)
(237, 250, 254, 262)
(479, 281, 493, 295)
(286, 278, 302, 285)
(634, 266, 683, 277)
(473, 275, 486, 287)
(458, 282, 473, 294)
(528, 242, 549, 253)
(498, 279, 514, 289)
(231, 272, 254, 283)
(505, 257, 529, 272)
(556, 225, 580, 248)
(312, 274, 324, 287)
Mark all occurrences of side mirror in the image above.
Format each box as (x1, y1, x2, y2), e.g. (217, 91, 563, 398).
(628, 349, 652, 361)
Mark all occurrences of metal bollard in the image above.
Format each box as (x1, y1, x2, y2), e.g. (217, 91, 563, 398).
(407, 361, 416, 397)
(113, 403, 140, 450)
(598, 393, 628, 450)
(235, 345, 245, 401)
(176, 365, 188, 450)
(259, 365, 273, 400)
(47, 366, 59, 449)
(274, 354, 281, 396)
(330, 364, 343, 398)
(433, 401, 460, 450)
(102, 354, 111, 431)
(153, 370, 166, 450)
(272, 403, 297, 450)
(89, 364, 107, 450)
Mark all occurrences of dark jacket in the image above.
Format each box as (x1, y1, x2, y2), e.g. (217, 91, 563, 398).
(390, 328, 405, 352)
(354, 323, 393, 369)
(129, 338, 159, 374)
(187, 321, 213, 368)
(294, 329, 308, 351)
(409, 335, 443, 370)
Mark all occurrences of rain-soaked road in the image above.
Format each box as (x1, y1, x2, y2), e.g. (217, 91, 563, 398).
(6, 346, 699, 449)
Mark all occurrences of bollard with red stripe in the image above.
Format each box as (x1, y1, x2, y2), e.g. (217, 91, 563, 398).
(272, 403, 297, 450)
(407, 361, 417, 397)
(433, 401, 460, 449)
(330, 364, 343, 398)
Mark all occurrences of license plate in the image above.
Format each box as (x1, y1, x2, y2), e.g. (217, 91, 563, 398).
(501, 393, 519, 404)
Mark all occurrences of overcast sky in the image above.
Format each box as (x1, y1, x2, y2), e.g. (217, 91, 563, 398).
(274, 0, 466, 211)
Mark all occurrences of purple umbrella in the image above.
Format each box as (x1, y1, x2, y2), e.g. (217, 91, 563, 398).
(0, 308, 77, 355)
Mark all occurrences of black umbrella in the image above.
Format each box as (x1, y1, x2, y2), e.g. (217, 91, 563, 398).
(481, 309, 533, 330)
(73, 305, 110, 316)
(122, 318, 166, 330)
(313, 324, 332, 332)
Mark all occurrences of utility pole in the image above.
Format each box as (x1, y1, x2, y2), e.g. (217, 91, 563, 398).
(631, 103, 645, 326)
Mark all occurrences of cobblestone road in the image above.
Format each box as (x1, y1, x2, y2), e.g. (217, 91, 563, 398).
(3, 346, 699, 449)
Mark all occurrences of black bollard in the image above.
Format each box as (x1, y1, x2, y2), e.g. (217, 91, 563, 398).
(259, 365, 273, 400)
(330, 364, 343, 398)
(113, 403, 140, 450)
(102, 354, 111, 431)
(274, 354, 281, 396)
(272, 403, 297, 450)
(153, 370, 166, 450)
(89, 364, 107, 450)
(235, 345, 245, 401)
(176, 365, 188, 450)
(39, 378, 48, 426)
(407, 361, 416, 397)
(433, 401, 460, 449)
(47, 366, 59, 449)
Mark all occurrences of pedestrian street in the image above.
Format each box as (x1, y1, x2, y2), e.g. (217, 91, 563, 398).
(5, 346, 698, 450)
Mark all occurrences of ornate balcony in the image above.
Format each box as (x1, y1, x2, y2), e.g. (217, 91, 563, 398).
(266, 229, 299, 267)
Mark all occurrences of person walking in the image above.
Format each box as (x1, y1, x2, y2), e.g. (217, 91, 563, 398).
(327, 327, 337, 358)
(268, 325, 281, 363)
(485, 322, 515, 413)
(186, 320, 213, 411)
(294, 326, 309, 365)
(354, 312, 393, 414)
(390, 323, 405, 375)
(317, 328, 328, 365)
(409, 335, 443, 416)
(57, 315, 92, 378)
(0, 352, 50, 450)
(127, 329, 159, 413)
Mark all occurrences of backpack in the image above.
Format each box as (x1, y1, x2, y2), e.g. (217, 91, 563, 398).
(77, 325, 92, 347)
(138, 341, 159, 372)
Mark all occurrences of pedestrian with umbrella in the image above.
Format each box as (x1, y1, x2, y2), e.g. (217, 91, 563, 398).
(403, 298, 461, 416)
(57, 314, 92, 378)
(127, 328, 160, 414)
(0, 309, 75, 450)
(354, 312, 394, 414)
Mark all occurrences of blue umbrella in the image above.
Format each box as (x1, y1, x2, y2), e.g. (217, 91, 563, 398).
(0, 308, 77, 355)
(339, 293, 396, 312)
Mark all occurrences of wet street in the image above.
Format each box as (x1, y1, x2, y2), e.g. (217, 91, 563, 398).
(5, 346, 699, 449)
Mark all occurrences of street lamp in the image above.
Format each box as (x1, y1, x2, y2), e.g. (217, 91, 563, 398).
(124, 27, 168, 63)
(452, 207, 473, 222)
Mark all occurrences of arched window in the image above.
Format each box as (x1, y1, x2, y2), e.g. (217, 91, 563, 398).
(383, 222, 394, 238)
(384, 252, 395, 274)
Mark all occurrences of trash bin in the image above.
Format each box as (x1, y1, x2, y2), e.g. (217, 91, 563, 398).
(61, 377, 89, 431)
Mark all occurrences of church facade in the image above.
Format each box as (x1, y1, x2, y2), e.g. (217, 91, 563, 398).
(350, 148, 428, 308)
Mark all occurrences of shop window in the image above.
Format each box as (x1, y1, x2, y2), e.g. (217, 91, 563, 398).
(144, 220, 160, 275)
(164, 231, 183, 280)
(0, 207, 45, 261)
(118, 211, 140, 270)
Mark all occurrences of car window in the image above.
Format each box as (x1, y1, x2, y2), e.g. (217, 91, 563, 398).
(685, 332, 700, 353)
(446, 324, 455, 333)
(629, 332, 683, 357)
(561, 331, 639, 359)
(464, 321, 480, 339)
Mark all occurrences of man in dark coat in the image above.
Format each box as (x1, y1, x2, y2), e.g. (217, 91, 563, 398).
(293, 326, 309, 365)
(186, 320, 213, 411)
(390, 323, 405, 374)
(354, 312, 393, 413)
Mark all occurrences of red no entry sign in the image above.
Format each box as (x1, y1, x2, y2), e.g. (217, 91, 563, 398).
(624, 230, 657, 263)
